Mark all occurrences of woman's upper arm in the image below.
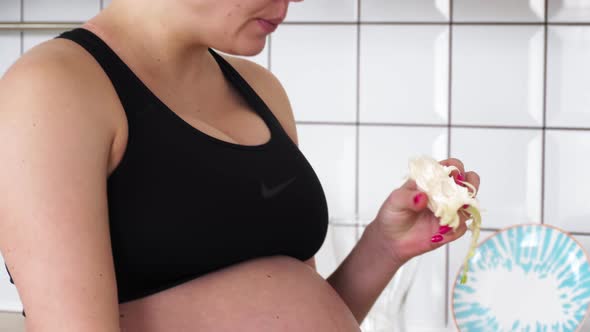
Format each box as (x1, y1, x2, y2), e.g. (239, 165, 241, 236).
(0, 48, 121, 332)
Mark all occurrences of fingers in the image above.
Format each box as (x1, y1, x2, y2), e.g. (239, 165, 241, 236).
(464, 171, 480, 195)
(406, 157, 480, 194)
(385, 186, 429, 213)
(439, 158, 467, 188)
(439, 158, 465, 176)
(400, 178, 417, 190)
(444, 222, 468, 242)
(439, 158, 480, 194)
(431, 220, 469, 245)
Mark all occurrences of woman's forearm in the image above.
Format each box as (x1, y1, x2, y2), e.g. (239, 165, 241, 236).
(326, 220, 404, 323)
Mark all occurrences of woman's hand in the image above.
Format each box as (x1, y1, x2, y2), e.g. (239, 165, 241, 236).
(370, 158, 481, 266)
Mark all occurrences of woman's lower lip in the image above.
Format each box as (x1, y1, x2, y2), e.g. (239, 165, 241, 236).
(257, 19, 278, 33)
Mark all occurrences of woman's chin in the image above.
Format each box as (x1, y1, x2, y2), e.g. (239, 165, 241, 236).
(240, 47, 265, 57)
(220, 38, 267, 57)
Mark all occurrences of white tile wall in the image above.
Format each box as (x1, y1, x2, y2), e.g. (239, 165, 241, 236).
(451, 128, 543, 228)
(0, 32, 21, 77)
(548, 0, 590, 22)
(23, 0, 100, 22)
(547, 26, 590, 128)
(452, 25, 545, 126)
(285, 0, 357, 22)
(0, 0, 21, 22)
(545, 130, 590, 233)
(357, 225, 445, 332)
(314, 225, 358, 278)
(271, 25, 357, 122)
(297, 124, 357, 222)
(453, 0, 544, 22)
(360, 25, 449, 125)
(404, 247, 447, 329)
(360, 0, 450, 22)
(358, 126, 448, 221)
(0, 255, 22, 312)
(3, 1, 590, 330)
(22, 30, 65, 53)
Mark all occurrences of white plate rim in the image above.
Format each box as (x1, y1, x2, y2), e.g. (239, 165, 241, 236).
(450, 222, 590, 332)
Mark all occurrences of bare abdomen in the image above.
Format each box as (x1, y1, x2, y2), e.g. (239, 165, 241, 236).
(118, 256, 360, 332)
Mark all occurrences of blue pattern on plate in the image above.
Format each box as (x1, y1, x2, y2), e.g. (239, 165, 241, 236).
(453, 224, 590, 332)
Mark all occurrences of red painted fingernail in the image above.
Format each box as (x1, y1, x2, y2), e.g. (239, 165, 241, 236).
(455, 173, 466, 186)
(438, 225, 452, 234)
(431, 234, 444, 243)
(462, 204, 469, 209)
(413, 193, 424, 205)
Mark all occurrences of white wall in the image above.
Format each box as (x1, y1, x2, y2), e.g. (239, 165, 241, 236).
(1, 1, 590, 331)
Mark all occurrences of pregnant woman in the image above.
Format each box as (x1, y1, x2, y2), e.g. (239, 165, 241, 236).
(0, 0, 480, 331)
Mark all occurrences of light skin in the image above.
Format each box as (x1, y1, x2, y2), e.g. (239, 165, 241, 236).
(0, 0, 480, 330)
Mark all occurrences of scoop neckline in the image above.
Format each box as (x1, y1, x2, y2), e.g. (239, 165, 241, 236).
(78, 28, 274, 151)
(159, 48, 275, 151)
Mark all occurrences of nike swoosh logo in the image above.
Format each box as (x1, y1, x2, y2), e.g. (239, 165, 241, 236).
(261, 176, 297, 199)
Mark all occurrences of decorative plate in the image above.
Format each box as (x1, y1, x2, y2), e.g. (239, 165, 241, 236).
(451, 224, 590, 332)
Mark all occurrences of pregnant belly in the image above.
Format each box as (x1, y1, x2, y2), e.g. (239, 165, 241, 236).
(118, 256, 361, 332)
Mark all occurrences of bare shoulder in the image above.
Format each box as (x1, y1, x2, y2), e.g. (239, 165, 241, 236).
(221, 54, 298, 145)
(0, 38, 121, 330)
(1, 37, 125, 171)
(2, 38, 118, 129)
(3, 37, 102, 92)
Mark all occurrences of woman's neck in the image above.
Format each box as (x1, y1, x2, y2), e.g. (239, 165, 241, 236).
(84, 1, 214, 88)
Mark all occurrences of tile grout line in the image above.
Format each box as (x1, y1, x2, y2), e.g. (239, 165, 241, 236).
(19, 0, 24, 55)
(355, 225, 590, 236)
(294, 121, 590, 131)
(267, 35, 272, 71)
(280, 21, 590, 26)
(354, 0, 361, 240)
(3, 22, 590, 31)
(445, 0, 454, 326)
(322, 223, 590, 238)
(329, 222, 359, 228)
(323, 223, 590, 236)
(544, 3, 551, 220)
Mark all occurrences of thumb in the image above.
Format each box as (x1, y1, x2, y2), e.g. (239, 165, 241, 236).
(384, 187, 429, 213)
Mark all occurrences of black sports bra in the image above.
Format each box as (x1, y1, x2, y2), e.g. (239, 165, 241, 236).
(5, 28, 328, 315)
